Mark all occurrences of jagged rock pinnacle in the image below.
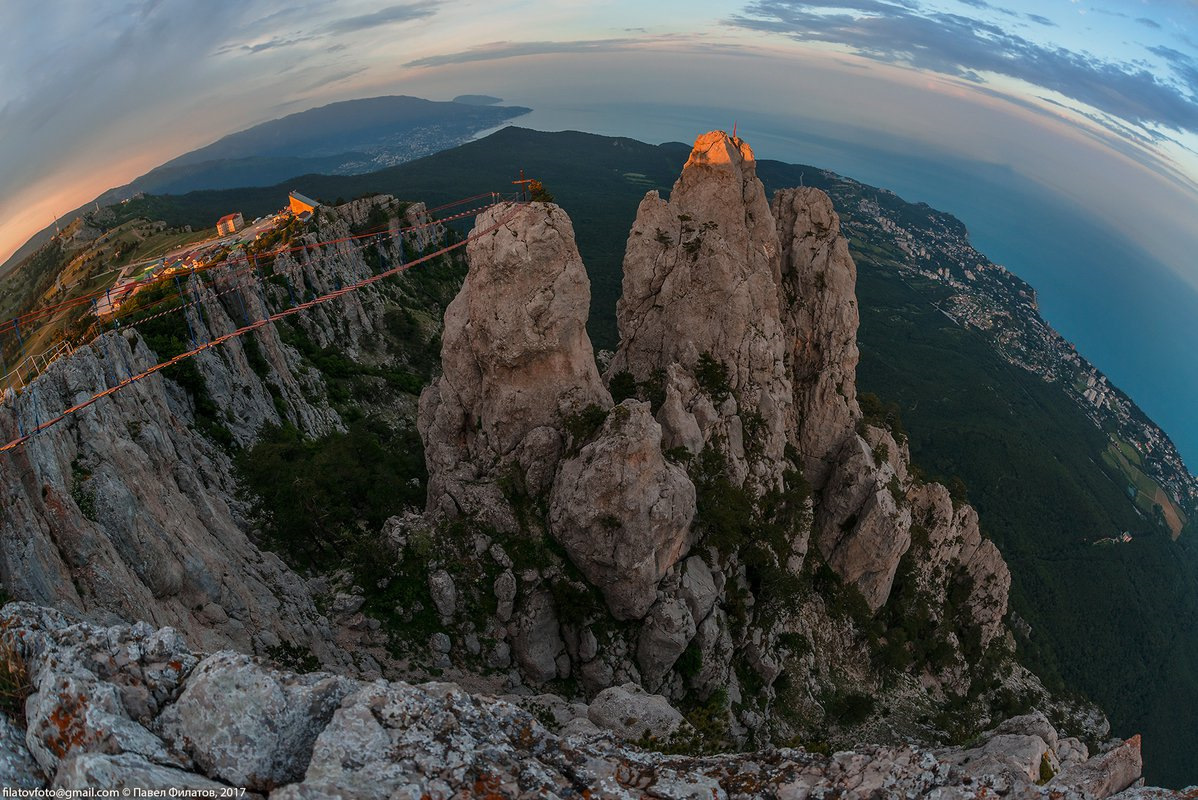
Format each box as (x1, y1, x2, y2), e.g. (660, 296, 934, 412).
(774, 186, 862, 488)
(418, 201, 611, 526)
(609, 130, 793, 493)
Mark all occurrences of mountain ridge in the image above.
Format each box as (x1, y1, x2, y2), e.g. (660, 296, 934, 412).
(3, 125, 1196, 785)
(0, 96, 530, 278)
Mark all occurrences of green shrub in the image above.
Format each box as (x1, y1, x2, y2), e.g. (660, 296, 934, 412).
(0, 641, 31, 726)
(664, 446, 693, 464)
(350, 204, 392, 236)
(266, 641, 321, 673)
(564, 404, 608, 449)
(640, 369, 666, 413)
(236, 418, 427, 569)
(690, 444, 755, 555)
(242, 333, 271, 378)
(70, 460, 97, 522)
(825, 690, 875, 726)
(676, 640, 703, 679)
(858, 392, 906, 440)
(777, 632, 810, 657)
(609, 370, 637, 404)
(639, 689, 730, 756)
(695, 352, 732, 401)
(1038, 752, 1056, 784)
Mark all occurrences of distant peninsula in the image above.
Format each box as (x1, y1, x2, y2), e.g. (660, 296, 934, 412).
(452, 94, 503, 105)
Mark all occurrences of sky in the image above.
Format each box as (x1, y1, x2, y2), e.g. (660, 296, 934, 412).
(3, 0, 1198, 459)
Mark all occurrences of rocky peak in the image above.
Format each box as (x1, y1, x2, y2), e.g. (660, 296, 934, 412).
(774, 186, 862, 488)
(549, 400, 695, 620)
(609, 130, 792, 492)
(418, 201, 612, 525)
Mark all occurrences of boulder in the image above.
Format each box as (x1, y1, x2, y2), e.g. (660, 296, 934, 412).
(951, 733, 1049, 784)
(508, 590, 565, 685)
(1052, 736, 1144, 798)
(988, 711, 1059, 752)
(156, 651, 357, 791)
(636, 597, 697, 691)
(691, 609, 734, 696)
(587, 683, 685, 741)
(25, 669, 179, 775)
(816, 434, 912, 611)
(1057, 737, 1089, 767)
(549, 401, 696, 620)
(428, 570, 456, 619)
(493, 571, 517, 622)
(677, 556, 718, 624)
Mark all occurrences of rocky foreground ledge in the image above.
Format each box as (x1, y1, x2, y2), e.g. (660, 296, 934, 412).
(0, 603, 1189, 799)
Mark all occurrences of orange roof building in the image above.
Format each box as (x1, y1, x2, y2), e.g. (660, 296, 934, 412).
(289, 191, 319, 216)
(216, 212, 244, 235)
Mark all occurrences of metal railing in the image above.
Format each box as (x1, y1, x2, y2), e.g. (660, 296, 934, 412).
(1, 339, 75, 398)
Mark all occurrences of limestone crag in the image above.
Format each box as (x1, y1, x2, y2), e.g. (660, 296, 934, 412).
(910, 481, 1012, 648)
(412, 133, 1045, 748)
(0, 331, 341, 663)
(0, 604, 1179, 799)
(815, 426, 914, 611)
(609, 131, 793, 492)
(773, 186, 862, 488)
(419, 202, 611, 526)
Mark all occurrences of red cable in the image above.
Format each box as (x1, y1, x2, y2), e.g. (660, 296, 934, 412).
(0, 194, 507, 336)
(0, 201, 526, 454)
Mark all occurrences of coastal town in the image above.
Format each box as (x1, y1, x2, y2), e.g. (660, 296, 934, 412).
(836, 182, 1198, 518)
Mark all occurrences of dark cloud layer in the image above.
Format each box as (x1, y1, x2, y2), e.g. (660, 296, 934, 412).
(729, 0, 1198, 135)
(324, 2, 439, 35)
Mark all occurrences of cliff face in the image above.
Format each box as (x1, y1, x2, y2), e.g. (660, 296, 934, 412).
(0, 321, 339, 663)
(0, 196, 439, 670)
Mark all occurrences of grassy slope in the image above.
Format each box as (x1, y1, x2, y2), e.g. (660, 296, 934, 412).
(27, 127, 1198, 785)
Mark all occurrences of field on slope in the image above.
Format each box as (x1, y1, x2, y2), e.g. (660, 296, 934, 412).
(45, 127, 1198, 785)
